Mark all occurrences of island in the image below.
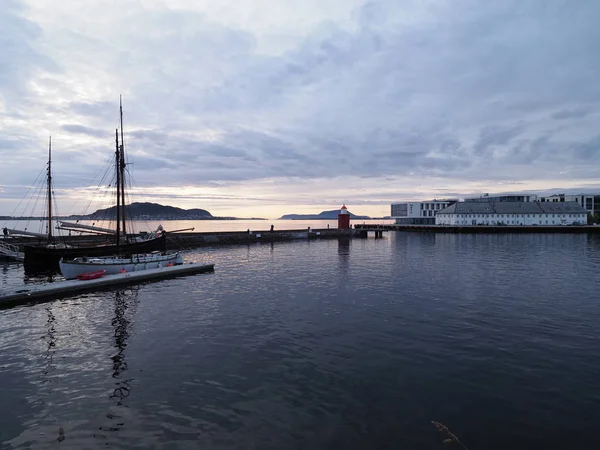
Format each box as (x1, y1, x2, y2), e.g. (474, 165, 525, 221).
(279, 209, 370, 220)
(59, 202, 264, 221)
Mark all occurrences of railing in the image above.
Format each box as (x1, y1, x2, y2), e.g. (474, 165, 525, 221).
(0, 240, 24, 261)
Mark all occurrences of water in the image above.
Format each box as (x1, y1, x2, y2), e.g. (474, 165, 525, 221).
(2, 232, 600, 449)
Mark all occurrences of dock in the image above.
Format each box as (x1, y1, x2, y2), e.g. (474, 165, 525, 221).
(0, 262, 215, 308)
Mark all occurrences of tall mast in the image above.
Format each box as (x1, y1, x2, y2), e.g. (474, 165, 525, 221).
(115, 128, 120, 253)
(119, 96, 127, 239)
(47, 136, 52, 242)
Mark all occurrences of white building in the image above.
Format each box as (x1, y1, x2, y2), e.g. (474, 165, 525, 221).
(436, 201, 588, 226)
(538, 194, 599, 216)
(464, 193, 537, 202)
(391, 199, 457, 225)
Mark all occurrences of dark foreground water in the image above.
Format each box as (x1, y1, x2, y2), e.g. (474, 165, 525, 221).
(2, 232, 600, 449)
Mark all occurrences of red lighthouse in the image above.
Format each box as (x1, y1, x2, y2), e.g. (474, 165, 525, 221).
(337, 204, 350, 229)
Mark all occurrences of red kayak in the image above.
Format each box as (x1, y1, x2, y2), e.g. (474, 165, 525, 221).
(76, 270, 107, 281)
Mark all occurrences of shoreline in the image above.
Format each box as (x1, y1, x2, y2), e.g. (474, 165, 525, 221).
(4, 224, 600, 256)
(354, 224, 600, 234)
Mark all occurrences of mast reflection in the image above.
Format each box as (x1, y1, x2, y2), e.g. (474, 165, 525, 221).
(96, 288, 139, 439)
(110, 288, 138, 406)
(40, 306, 56, 386)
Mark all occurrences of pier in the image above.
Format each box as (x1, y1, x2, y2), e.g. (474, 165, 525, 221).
(0, 262, 215, 308)
(352, 226, 388, 238)
(3, 227, 357, 252)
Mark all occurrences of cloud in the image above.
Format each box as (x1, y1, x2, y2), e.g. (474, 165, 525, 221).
(1, 0, 600, 217)
(0, 0, 58, 104)
(552, 107, 592, 120)
(61, 124, 106, 138)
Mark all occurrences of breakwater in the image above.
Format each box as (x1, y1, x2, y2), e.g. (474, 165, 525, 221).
(4, 228, 356, 251)
(166, 228, 354, 248)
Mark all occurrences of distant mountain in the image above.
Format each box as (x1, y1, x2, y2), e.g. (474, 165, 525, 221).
(279, 209, 370, 220)
(69, 202, 213, 220)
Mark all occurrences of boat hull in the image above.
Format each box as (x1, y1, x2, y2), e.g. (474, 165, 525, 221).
(23, 234, 167, 269)
(59, 251, 183, 280)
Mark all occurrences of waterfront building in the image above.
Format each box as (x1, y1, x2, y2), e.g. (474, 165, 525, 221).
(464, 193, 537, 202)
(391, 199, 458, 225)
(435, 202, 588, 226)
(538, 194, 600, 216)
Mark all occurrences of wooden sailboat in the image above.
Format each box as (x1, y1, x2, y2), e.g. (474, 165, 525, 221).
(23, 100, 167, 269)
(1, 138, 56, 262)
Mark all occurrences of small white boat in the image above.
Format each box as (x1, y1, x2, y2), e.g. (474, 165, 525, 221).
(59, 251, 183, 280)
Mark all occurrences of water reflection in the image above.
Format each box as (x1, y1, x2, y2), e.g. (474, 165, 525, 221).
(338, 238, 350, 272)
(96, 289, 138, 439)
(23, 266, 61, 285)
(1, 261, 21, 291)
(40, 306, 57, 386)
(110, 289, 135, 405)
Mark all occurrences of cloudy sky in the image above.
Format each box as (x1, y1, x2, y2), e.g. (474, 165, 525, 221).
(1, 0, 599, 219)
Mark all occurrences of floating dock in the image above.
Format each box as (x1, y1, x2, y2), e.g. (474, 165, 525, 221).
(0, 262, 215, 308)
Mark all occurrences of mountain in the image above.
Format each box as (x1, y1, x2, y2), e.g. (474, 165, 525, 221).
(279, 209, 370, 220)
(69, 202, 213, 220)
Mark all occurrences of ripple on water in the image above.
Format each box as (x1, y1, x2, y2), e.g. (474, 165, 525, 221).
(2, 234, 600, 449)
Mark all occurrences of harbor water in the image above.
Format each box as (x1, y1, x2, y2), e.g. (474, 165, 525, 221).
(1, 229, 600, 449)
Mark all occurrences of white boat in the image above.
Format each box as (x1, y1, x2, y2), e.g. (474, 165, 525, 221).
(59, 251, 183, 280)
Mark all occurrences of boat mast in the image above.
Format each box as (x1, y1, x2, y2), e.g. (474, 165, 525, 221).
(47, 136, 52, 243)
(119, 96, 127, 240)
(115, 128, 120, 253)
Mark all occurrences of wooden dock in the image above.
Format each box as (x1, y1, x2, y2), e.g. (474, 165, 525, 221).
(0, 262, 215, 308)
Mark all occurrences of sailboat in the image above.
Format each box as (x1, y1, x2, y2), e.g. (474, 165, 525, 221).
(23, 99, 169, 270)
(2, 137, 65, 262)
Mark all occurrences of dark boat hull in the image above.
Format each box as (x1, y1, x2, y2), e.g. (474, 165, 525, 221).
(23, 234, 167, 270)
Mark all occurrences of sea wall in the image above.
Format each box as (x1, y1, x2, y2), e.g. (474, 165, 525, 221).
(166, 228, 354, 249)
(354, 224, 600, 234)
(5, 228, 356, 251)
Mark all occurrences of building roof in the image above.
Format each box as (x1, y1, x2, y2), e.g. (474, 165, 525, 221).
(437, 201, 587, 215)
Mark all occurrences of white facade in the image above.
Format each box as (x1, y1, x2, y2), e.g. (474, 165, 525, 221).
(436, 212, 588, 226)
(464, 194, 537, 202)
(538, 194, 597, 215)
(391, 200, 456, 224)
(436, 201, 588, 226)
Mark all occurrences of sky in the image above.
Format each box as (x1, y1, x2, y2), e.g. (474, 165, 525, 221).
(1, 0, 599, 219)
